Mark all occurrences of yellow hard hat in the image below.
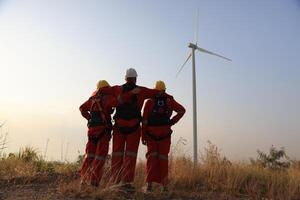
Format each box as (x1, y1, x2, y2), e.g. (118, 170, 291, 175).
(96, 80, 110, 90)
(154, 80, 166, 91)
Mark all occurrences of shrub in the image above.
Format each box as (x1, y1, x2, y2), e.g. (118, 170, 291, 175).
(17, 146, 39, 162)
(251, 145, 290, 170)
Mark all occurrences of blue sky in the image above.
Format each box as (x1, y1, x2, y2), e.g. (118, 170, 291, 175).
(0, 0, 299, 161)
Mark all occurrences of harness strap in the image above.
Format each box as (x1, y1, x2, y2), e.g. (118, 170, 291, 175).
(94, 99, 107, 123)
(146, 130, 172, 141)
(114, 84, 141, 120)
(116, 122, 140, 135)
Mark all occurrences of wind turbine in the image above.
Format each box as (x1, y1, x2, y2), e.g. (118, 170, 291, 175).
(176, 13, 232, 166)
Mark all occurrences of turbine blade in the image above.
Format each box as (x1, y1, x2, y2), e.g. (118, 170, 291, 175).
(176, 53, 192, 77)
(197, 47, 232, 61)
(194, 9, 200, 45)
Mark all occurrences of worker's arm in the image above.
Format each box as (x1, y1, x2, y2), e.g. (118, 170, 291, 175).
(142, 99, 152, 126)
(139, 87, 160, 100)
(100, 85, 129, 104)
(170, 98, 186, 125)
(79, 98, 92, 120)
(107, 95, 118, 108)
(99, 85, 119, 96)
(141, 100, 153, 144)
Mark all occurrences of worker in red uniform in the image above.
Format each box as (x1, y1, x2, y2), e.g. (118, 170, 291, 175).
(142, 80, 185, 192)
(100, 68, 160, 189)
(79, 80, 117, 187)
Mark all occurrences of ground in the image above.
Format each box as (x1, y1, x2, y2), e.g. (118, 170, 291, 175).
(0, 172, 248, 200)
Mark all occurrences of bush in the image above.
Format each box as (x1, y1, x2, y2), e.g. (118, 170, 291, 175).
(251, 145, 290, 170)
(34, 159, 55, 174)
(17, 146, 39, 162)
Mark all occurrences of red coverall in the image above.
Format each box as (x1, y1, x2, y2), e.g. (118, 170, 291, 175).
(79, 90, 117, 186)
(142, 93, 185, 185)
(101, 84, 159, 183)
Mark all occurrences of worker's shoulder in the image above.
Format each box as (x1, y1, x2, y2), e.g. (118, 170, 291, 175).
(91, 90, 114, 99)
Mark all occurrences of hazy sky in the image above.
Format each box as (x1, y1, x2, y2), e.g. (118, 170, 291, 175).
(0, 0, 299, 161)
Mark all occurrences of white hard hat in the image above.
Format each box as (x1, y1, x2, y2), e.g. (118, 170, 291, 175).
(125, 68, 138, 78)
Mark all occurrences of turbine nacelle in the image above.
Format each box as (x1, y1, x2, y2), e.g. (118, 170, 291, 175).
(188, 43, 198, 49)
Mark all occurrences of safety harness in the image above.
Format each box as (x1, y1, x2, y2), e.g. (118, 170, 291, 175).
(88, 93, 111, 143)
(146, 130, 173, 141)
(146, 95, 173, 141)
(114, 83, 141, 135)
(148, 95, 171, 126)
(88, 93, 107, 127)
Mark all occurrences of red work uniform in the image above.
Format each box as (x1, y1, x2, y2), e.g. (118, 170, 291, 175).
(79, 90, 117, 186)
(142, 93, 185, 185)
(101, 83, 159, 183)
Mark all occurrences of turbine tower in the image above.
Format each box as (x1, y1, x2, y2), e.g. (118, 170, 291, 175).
(176, 14, 232, 166)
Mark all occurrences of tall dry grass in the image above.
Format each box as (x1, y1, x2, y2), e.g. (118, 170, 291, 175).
(59, 142, 300, 200)
(168, 142, 300, 200)
(0, 146, 79, 179)
(1, 143, 300, 199)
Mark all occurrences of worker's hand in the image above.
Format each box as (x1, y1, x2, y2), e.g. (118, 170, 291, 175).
(131, 87, 141, 94)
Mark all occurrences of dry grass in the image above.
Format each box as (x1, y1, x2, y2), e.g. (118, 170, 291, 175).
(1, 144, 300, 199)
(58, 143, 300, 200)
(0, 147, 79, 179)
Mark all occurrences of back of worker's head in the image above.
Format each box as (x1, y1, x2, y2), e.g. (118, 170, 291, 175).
(96, 80, 110, 91)
(154, 80, 166, 92)
(125, 68, 137, 84)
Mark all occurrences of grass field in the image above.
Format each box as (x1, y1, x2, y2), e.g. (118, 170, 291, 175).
(0, 143, 300, 200)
